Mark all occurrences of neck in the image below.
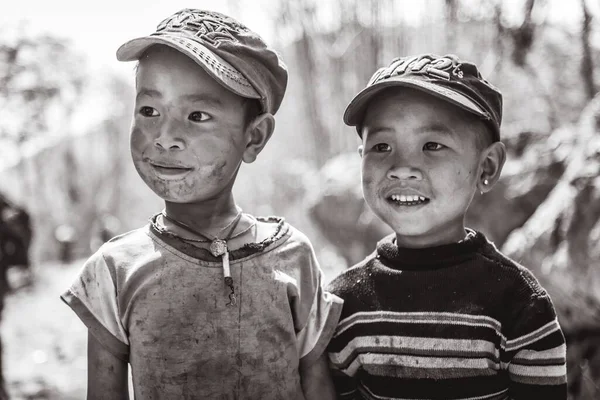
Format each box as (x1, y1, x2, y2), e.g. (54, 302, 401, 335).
(163, 194, 240, 234)
(395, 220, 467, 248)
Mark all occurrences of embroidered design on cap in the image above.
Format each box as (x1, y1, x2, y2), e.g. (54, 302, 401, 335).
(155, 10, 246, 46)
(370, 55, 467, 86)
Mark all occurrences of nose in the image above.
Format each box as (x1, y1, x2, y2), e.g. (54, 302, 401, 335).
(387, 166, 423, 180)
(154, 120, 185, 151)
(386, 152, 423, 181)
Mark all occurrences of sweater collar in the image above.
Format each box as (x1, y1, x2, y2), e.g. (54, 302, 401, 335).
(375, 229, 487, 270)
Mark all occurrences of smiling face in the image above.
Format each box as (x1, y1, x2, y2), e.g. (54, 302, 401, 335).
(130, 45, 253, 204)
(360, 88, 493, 247)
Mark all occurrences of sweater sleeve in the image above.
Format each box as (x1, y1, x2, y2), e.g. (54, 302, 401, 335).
(325, 274, 360, 400)
(503, 293, 567, 399)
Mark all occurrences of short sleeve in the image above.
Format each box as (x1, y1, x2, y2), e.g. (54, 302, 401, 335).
(60, 251, 129, 361)
(290, 235, 343, 369)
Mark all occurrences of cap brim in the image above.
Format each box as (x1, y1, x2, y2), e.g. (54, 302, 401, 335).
(116, 34, 260, 100)
(343, 76, 490, 127)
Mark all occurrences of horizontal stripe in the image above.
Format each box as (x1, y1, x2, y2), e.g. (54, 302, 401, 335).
(362, 363, 498, 379)
(513, 343, 566, 361)
(331, 320, 503, 352)
(334, 312, 563, 354)
(511, 357, 565, 367)
(341, 352, 500, 377)
(330, 335, 499, 369)
(509, 372, 567, 385)
(358, 382, 509, 400)
(502, 330, 565, 362)
(509, 363, 566, 378)
(505, 319, 561, 351)
(336, 312, 502, 338)
(359, 372, 510, 399)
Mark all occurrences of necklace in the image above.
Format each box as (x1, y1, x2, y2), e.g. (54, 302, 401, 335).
(160, 208, 246, 307)
(161, 209, 242, 252)
(165, 217, 256, 245)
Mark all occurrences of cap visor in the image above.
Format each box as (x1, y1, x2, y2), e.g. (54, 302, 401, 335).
(344, 76, 489, 126)
(116, 34, 260, 99)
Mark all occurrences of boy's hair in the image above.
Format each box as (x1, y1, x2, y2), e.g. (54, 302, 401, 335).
(345, 54, 503, 143)
(117, 9, 288, 115)
(242, 98, 262, 127)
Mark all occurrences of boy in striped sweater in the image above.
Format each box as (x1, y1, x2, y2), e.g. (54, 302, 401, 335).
(326, 54, 567, 400)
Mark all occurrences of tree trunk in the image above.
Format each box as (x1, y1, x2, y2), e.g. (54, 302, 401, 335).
(580, 0, 595, 100)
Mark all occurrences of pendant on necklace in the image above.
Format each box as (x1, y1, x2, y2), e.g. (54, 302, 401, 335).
(210, 239, 228, 257)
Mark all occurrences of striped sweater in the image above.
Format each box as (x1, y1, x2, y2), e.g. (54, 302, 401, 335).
(326, 231, 567, 400)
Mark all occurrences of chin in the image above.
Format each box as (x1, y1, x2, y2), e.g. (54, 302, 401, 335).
(377, 211, 440, 237)
(391, 225, 435, 237)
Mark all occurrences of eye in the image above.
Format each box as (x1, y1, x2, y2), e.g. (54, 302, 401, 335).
(188, 111, 211, 122)
(423, 142, 445, 151)
(372, 143, 391, 152)
(139, 106, 159, 117)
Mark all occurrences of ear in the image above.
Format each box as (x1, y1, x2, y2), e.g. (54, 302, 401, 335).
(477, 141, 506, 194)
(358, 145, 364, 157)
(242, 113, 275, 164)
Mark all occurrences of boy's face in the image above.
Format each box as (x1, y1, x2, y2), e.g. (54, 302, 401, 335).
(130, 46, 250, 203)
(359, 88, 487, 247)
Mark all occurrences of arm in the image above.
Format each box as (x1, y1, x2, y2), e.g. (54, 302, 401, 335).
(87, 332, 129, 400)
(506, 295, 567, 400)
(61, 252, 131, 398)
(300, 353, 336, 400)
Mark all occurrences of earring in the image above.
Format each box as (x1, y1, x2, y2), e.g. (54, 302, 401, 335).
(483, 179, 489, 185)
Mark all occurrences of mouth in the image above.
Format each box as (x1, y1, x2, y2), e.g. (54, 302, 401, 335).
(148, 161, 193, 178)
(387, 194, 430, 206)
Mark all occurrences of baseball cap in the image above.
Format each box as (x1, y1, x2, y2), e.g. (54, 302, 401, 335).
(344, 54, 502, 141)
(117, 9, 288, 115)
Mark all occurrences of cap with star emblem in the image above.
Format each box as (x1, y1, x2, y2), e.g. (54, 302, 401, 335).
(117, 9, 288, 114)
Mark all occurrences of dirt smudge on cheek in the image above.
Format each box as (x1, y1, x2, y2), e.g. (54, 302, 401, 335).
(130, 126, 151, 148)
(209, 159, 227, 178)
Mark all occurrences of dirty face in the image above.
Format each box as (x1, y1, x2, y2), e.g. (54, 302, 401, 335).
(130, 45, 249, 204)
(360, 88, 486, 247)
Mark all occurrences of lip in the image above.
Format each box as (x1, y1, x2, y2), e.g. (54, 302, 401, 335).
(146, 159, 194, 179)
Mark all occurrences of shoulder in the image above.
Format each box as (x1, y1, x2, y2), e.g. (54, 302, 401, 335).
(257, 216, 315, 254)
(326, 252, 375, 298)
(476, 236, 549, 299)
(91, 225, 157, 266)
(283, 222, 314, 249)
(247, 217, 319, 272)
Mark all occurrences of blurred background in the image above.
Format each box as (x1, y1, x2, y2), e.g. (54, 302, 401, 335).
(1, 0, 600, 398)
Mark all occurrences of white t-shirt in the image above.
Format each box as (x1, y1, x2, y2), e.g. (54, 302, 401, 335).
(61, 216, 343, 399)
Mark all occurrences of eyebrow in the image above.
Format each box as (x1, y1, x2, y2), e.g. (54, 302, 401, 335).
(135, 89, 224, 107)
(415, 123, 455, 136)
(181, 94, 224, 107)
(366, 123, 455, 139)
(136, 88, 162, 101)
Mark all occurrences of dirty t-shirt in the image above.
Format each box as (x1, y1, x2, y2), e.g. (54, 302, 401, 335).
(61, 217, 343, 399)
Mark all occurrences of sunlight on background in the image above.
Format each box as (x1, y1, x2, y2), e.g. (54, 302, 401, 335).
(2, 0, 271, 77)
(3, 0, 596, 78)
(2, 1, 600, 399)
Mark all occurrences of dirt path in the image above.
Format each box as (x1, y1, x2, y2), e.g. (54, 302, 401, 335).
(2, 261, 87, 400)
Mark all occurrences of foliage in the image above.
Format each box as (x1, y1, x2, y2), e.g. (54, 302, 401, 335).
(0, 26, 86, 145)
(269, 0, 599, 167)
